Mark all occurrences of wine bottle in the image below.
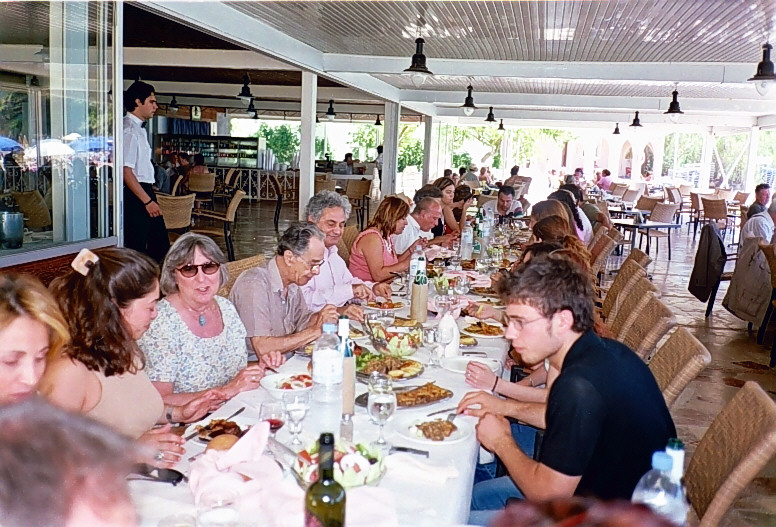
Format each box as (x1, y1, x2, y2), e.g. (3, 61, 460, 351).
(305, 433, 346, 527)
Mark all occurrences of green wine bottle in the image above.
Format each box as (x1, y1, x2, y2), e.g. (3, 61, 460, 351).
(304, 433, 346, 527)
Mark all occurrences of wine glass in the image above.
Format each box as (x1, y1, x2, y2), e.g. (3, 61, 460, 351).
(196, 489, 239, 527)
(433, 293, 453, 316)
(377, 308, 395, 328)
(367, 372, 396, 451)
(423, 327, 441, 368)
(437, 323, 456, 359)
(453, 275, 471, 297)
(282, 391, 310, 447)
(259, 400, 285, 437)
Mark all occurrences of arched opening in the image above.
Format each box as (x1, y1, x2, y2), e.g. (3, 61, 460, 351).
(620, 141, 633, 179)
(642, 143, 655, 180)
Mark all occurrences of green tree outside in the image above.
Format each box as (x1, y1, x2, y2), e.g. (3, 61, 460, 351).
(255, 123, 301, 164)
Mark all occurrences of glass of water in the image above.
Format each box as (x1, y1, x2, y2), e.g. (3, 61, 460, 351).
(377, 308, 395, 328)
(197, 489, 239, 527)
(367, 372, 396, 450)
(282, 391, 310, 447)
(423, 327, 441, 368)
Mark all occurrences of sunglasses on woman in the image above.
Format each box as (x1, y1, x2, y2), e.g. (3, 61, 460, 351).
(176, 262, 220, 278)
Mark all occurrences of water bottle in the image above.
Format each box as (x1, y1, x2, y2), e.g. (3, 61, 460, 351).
(632, 451, 687, 525)
(460, 221, 474, 259)
(312, 323, 342, 404)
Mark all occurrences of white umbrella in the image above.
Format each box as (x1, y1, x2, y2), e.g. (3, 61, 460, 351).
(24, 139, 75, 158)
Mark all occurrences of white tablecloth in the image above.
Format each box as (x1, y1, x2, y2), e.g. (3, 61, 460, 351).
(132, 299, 509, 527)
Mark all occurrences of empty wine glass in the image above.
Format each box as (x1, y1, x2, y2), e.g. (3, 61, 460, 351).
(282, 391, 310, 447)
(433, 293, 453, 316)
(453, 276, 471, 297)
(367, 372, 396, 451)
(377, 308, 395, 328)
(437, 323, 456, 358)
(423, 327, 441, 368)
(259, 400, 285, 438)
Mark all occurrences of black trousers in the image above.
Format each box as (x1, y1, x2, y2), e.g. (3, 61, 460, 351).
(123, 183, 170, 263)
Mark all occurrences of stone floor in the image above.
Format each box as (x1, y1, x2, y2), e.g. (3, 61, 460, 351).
(219, 198, 776, 526)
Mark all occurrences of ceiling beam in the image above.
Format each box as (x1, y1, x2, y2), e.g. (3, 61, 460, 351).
(123, 47, 296, 70)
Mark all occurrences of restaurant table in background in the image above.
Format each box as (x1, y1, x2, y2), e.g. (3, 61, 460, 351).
(612, 219, 681, 254)
(131, 295, 509, 527)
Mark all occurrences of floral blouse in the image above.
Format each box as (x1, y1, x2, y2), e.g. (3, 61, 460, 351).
(138, 296, 247, 393)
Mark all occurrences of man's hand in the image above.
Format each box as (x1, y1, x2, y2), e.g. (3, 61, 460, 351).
(310, 304, 339, 330)
(434, 233, 458, 248)
(457, 390, 510, 418)
(372, 282, 393, 299)
(476, 413, 514, 453)
(146, 201, 162, 217)
(352, 284, 372, 301)
(338, 303, 364, 323)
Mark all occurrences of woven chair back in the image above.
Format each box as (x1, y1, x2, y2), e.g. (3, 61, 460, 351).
(217, 254, 266, 297)
(733, 191, 749, 204)
(635, 195, 661, 212)
(224, 190, 246, 223)
(648, 327, 711, 407)
(608, 277, 658, 336)
(188, 172, 216, 193)
(315, 180, 338, 194)
(679, 183, 693, 197)
(610, 183, 627, 198)
(345, 179, 371, 200)
(588, 223, 608, 250)
(337, 225, 360, 265)
(601, 260, 647, 321)
(156, 193, 195, 230)
(714, 188, 736, 201)
(589, 235, 616, 279)
(650, 202, 680, 223)
(685, 381, 776, 527)
(618, 292, 676, 361)
(700, 198, 728, 222)
(624, 247, 652, 268)
(621, 188, 641, 204)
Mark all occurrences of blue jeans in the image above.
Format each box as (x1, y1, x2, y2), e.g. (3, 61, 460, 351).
(473, 422, 537, 483)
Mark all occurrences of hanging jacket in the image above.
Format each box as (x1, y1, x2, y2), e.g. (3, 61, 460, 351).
(723, 236, 771, 326)
(688, 223, 727, 302)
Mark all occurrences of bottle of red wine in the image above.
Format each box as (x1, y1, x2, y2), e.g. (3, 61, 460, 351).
(305, 433, 345, 527)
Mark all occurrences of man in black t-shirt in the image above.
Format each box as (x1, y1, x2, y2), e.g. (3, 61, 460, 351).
(463, 256, 676, 526)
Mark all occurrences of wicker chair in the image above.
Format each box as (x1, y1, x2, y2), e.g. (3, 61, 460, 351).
(589, 234, 617, 282)
(714, 188, 736, 201)
(732, 191, 749, 205)
(647, 328, 711, 407)
(617, 292, 676, 361)
(684, 381, 776, 527)
(191, 190, 246, 261)
(187, 171, 216, 209)
(635, 195, 661, 212)
(314, 179, 338, 194)
(601, 260, 648, 322)
(346, 179, 372, 229)
(607, 277, 658, 337)
(623, 247, 653, 268)
(637, 202, 680, 259)
(621, 188, 641, 205)
(587, 223, 608, 251)
(701, 197, 731, 241)
(688, 191, 706, 238)
(156, 193, 195, 242)
(213, 168, 240, 205)
(336, 225, 360, 266)
(217, 254, 265, 298)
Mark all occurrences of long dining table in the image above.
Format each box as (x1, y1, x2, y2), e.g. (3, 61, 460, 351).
(131, 293, 510, 527)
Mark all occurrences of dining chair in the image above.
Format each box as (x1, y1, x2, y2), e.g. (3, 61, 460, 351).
(336, 225, 361, 266)
(268, 174, 295, 232)
(647, 327, 711, 408)
(684, 381, 776, 527)
(621, 188, 641, 205)
(600, 260, 648, 322)
(634, 195, 661, 212)
(155, 193, 195, 242)
(346, 179, 372, 230)
(701, 197, 732, 243)
(607, 277, 658, 337)
(757, 244, 776, 363)
(187, 171, 216, 210)
(714, 188, 736, 201)
(609, 183, 627, 199)
(665, 187, 684, 220)
(732, 191, 750, 206)
(217, 253, 266, 297)
(587, 223, 608, 250)
(637, 203, 680, 259)
(170, 174, 184, 196)
(213, 168, 240, 206)
(623, 247, 653, 269)
(191, 190, 246, 261)
(617, 292, 676, 361)
(589, 234, 617, 284)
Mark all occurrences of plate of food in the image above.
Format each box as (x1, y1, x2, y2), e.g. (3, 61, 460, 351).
(459, 334, 479, 348)
(392, 414, 473, 444)
(367, 323, 422, 357)
(355, 382, 453, 409)
(470, 286, 498, 297)
(461, 259, 476, 271)
(477, 298, 505, 309)
(186, 417, 250, 443)
(355, 348, 424, 381)
(392, 316, 418, 328)
(260, 373, 313, 398)
(462, 321, 505, 338)
(365, 300, 405, 311)
(292, 439, 385, 489)
(441, 356, 501, 375)
(349, 326, 368, 341)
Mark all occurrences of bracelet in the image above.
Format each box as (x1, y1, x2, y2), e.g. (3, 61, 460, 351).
(165, 405, 174, 424)
(529, 377, 535, 388)
(491, 376, 499, 392)
(143, 199, 153, 206)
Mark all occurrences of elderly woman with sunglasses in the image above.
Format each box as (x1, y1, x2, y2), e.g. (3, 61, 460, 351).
(138, 233, 281, 407)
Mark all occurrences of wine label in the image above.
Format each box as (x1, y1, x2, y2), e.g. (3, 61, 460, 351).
(304, 511, 343, 527)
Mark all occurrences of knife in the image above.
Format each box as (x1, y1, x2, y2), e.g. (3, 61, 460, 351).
(184, 406, 246, 441)
(389, 445, 429, 458)
(426, 406, 458, 417)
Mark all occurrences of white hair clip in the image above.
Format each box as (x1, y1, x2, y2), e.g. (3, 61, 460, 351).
(71, 248, 99, 276)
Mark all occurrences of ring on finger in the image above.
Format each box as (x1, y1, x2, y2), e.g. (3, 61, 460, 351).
(155, 450, 165, 462)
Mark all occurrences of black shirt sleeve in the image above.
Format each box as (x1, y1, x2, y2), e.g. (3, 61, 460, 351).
(539, 374, 606, 477)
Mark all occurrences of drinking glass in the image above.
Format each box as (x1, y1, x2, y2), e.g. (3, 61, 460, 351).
(451, 239, 461, 255)
(282, 391, 310, 447)
(196, 489, 239, 527)
(423, 327, 441, 368)
(449, 255, 462, 271)
(437, 323, 456, 358)
(367, 372, 396, 450)
(259, 400, 285, 437)
(377, 308, 395, 328)
(433, 293, 453, 316)
(453, 275, 471, 297)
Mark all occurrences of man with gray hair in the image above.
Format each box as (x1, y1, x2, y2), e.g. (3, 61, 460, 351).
(231, 223, 338, 356)
(302, 191, 392, 322)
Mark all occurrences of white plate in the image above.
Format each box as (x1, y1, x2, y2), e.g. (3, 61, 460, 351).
(364, 302, 405, 312)
(460, 328, 505, 339)
(441, 356, 501, 374)
(391, 413, 473, 445)
(260, 372, 313, 399)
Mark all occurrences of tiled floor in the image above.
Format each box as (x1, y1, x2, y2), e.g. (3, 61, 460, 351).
(220, 197, 776, 525)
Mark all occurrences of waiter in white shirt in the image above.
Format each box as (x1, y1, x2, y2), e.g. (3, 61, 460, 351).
(122, 81, 169, 262)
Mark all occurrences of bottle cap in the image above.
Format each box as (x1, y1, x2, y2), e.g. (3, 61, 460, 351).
(667, 437, 684, 450)
(652, 451, 673, 471)
(322, 323, 337, 333)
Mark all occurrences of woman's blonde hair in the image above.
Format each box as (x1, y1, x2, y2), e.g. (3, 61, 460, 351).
(366, 196, 410, 239)
(0, 274, 69, 358)
(533, 216, 592, 270)
(530, 200, 575, 236)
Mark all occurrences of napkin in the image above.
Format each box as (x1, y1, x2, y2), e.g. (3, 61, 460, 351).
(384, 453, 459, 484)
(443, 270, 492, 288)
(427, 297, 463, 319)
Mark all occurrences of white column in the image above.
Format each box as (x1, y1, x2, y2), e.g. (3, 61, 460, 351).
(744, 126, 761, 193)
(382, 101, 401, 197)
(298, 71, 317, 220)
(582, 135, 597, 179)
(422, 115, 433, 184)
(699, 129, 714, 190)
(652, 132, 666, 182)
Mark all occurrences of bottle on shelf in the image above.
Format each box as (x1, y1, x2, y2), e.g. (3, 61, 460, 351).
(632, 450, 688, 525)
(305, 432, 346, 527)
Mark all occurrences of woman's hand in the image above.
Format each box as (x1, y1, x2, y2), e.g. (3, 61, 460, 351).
(260, 350, 285, 369)
(225, 364, 267, 397)
(466, 301, 501, 322)
(138, 424, 184, 469)
(465, 360, 499, 391)
(175, 391, 225, 423)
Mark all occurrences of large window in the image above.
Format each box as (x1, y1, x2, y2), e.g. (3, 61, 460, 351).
(0, 1, 113, 259)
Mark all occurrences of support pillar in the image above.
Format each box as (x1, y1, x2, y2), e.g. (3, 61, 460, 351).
(382, 101, 401, 197)
(699, 129, 714, 190)
(298, 71, 317, 220)
(744, 126, 761, 192)
(422, 115, 433, 185)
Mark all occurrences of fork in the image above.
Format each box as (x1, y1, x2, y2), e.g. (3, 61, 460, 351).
(446, 412, 457, 423)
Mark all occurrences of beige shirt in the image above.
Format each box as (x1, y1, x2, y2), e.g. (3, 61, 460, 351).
(229, 257, 312, 350)
(87, 367, 163, 439)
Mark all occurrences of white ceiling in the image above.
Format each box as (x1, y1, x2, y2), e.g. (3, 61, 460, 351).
(138, 1, 776, 130)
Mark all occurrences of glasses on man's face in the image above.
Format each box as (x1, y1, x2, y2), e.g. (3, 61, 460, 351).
(176, 262, 220, 278)
(296, 255, 323, 273)
(508, 315, 546, 331)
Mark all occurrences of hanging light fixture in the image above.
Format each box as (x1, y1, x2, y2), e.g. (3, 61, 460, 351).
(404, 37, 433, 87)
(748, 43, 776, 96)
(485, 106, 496, 123)
(168, 95, 179, 113)
(374, 114, 382, 126)
(315, 115, 320, 124)
(629, 111, 643, 127)
(237, 73, 253, 103)
(325, 100, 336, 121)
(664, 84, 684, 123)
(613, 123, 621, 135)
(461, 85, 477, 117)
(246, 98, 256, 118)
(497, 119, 505, 132)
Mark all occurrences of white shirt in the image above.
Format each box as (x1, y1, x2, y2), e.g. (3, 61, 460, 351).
(123, 113, 154, 184)
(741, 211, 775, 245)
(577, 205, 594, 245)
(481, 199, 522, 218)
(392, 214, 433, 254)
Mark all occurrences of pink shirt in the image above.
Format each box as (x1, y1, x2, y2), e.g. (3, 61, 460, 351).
(597, 175, 613, 191)
(348, 228, 398, 282)
(301, 245, 363, 312)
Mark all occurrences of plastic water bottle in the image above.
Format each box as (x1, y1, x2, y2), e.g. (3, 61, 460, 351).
(312, 323, 342, 403)
(632, 451, 687, 525)
(460, 221, 474, 259)
(409, 244, 425, 280)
